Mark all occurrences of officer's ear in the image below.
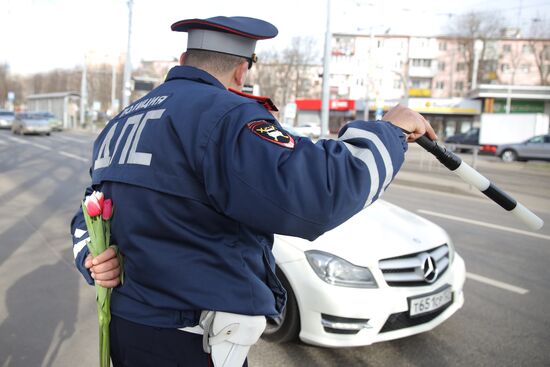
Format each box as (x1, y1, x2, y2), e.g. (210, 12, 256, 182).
(179, 52, 187, 66)
(233, 61, 248, 88)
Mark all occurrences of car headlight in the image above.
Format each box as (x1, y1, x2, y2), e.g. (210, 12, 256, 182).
(305, 250, 378, 288)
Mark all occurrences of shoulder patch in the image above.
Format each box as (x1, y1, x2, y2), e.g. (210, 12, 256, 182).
(229, 88, 278, 111)
(247, 121, 295, 149)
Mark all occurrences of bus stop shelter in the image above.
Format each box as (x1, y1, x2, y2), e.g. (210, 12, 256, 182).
(26, 92, 80, 129)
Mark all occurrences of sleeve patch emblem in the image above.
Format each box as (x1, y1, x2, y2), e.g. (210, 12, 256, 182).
(247, 121, 295, 149)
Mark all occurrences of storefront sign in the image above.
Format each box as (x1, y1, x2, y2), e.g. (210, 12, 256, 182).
(492, 99, 545, 113)
(408, 88, 432, 97)
(407, 98, 482, 115)
(295, 99, 355, 111)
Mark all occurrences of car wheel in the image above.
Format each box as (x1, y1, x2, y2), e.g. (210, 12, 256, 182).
(262, 267, 300, 343)
(501, 149, 517, 162)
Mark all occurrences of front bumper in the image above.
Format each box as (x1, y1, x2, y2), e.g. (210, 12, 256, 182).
(23, 126, 51, 134)
(281, 254, 466, 347)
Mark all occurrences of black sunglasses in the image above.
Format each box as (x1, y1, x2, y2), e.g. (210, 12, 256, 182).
(247, 53, 258, 69)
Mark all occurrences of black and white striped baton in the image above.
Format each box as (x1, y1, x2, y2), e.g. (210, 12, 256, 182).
(414, 135, 544, 231)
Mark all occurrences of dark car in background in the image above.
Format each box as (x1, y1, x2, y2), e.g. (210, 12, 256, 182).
(0, 110, 15, 129)
(444, 128, 479, 152)
(11, 112, 52, 136)
(496, 134, 550, 162)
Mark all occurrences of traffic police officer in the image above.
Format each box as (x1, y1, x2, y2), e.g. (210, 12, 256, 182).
(71, 16, 436, 367)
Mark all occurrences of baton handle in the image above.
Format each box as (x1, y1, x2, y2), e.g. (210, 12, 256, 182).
(414, 135, 544, 231)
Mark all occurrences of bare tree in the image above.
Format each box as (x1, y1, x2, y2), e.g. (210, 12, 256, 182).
(0, 63, 8, 108)
(528, 17, 550, 85)
(446, 11, 504, 88)
(251, 36, 320, 109)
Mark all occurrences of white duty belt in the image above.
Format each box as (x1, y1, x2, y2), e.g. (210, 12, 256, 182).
(180, 311, 266, 367)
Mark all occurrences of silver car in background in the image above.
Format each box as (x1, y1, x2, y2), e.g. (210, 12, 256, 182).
(496, 134, 550, 162)
(11, 112, 52, 136)
(0, 110, 15, 129)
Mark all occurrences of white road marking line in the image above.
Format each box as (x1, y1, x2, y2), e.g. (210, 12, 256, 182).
(466, 272, 529, 295)
(417, 209, 550, 241)
(0, 139, 6, 145)
(59, 150, 88, 162)
(8, 136, 29, 144)
(7, 136, 52, 150)
(28, 142, 52, 150)
(51, 134, 89, 143)
(6, 135, 89, 163)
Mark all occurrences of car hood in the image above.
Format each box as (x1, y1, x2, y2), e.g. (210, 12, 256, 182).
(275, 200, 450, 266)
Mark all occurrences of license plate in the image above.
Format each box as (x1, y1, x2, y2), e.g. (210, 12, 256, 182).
(409, 286, 453, 317)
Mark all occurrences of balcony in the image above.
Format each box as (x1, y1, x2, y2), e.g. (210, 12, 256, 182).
(408, 66, 436, 78)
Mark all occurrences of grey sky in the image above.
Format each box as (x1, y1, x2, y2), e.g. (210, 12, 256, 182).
(1, 0, 549, 74)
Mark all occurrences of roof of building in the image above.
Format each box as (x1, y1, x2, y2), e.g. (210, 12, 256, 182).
(468, 84, 550, 100)
(26, 92, 80, 100)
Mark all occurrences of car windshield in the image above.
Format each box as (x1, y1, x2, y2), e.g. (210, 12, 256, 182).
(0, 111, 15, 118)
(37, 112, 55, 119)
(18, 113, 49, 123)
(527, 136, 544, 144)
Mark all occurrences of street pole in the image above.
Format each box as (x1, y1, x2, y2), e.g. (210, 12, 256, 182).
(363, 30, 374, 120)
(471, 40, 483, 91)
(122, 0, 133, 109)
(111, 56, 117, 116)
(80, 54, 87, 128)
(320, 0, 331, 138)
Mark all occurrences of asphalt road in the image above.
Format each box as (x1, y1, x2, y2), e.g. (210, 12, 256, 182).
(0, 129, 549, 367)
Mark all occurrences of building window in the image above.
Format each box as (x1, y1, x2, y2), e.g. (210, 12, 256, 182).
(522, 44, 534, 54)
(456, 62, 466, 72)
(412, 59, 432, 67)
(410, 78, 431, 89)
(502, 44, 511, 53)
(458, 43, 466, 52)
(435, 81, 445, 89)
(454, 81, 464, 90)
(438, 61, 446, 71)
(393, 80, 402, 89)
(520, 64, 531, 73)
(439, 42, 447, 51)
(500, 63, 510, 72)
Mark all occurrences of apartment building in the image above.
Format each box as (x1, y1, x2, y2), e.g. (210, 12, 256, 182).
(330, 32, 550, 137)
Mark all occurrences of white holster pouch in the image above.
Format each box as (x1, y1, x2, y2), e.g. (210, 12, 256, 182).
(199, 311, 266, 367)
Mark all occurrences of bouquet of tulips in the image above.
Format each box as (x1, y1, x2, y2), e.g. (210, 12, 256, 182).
(82, 191, 119, 367)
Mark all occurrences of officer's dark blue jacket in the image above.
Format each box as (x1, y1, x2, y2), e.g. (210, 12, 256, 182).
(71, 65, 408, 328)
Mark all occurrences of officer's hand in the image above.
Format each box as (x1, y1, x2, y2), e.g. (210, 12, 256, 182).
(85, 246, 121, 288)
(382, 104, 438, 142)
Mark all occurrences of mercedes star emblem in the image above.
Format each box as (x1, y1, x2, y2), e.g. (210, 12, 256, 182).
(422, 255, 439, 283)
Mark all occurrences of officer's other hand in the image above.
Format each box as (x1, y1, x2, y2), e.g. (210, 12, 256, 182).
(382, 104, 438, 142)
(85, 246, 121, 288)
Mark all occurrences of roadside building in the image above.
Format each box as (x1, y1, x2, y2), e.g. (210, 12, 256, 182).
(328, 32, 550, 138)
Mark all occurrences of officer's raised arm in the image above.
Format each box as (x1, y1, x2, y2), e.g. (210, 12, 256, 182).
(201, 101, 416, 240)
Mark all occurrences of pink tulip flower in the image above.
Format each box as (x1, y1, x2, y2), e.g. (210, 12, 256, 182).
(102, 199, 113, 220)
(93, 191, 105, 209)
(85, 194, 102, 217)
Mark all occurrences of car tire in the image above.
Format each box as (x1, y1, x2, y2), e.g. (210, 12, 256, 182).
(261, 267, 300, 343)
(501, 149, 518, 162)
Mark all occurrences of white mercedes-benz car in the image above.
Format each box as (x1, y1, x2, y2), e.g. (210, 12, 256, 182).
(263, 199, 466, 347)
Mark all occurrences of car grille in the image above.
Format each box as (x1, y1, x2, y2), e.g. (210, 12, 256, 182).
(379, 301, 452, 333)
(379, 244, 450, 286)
